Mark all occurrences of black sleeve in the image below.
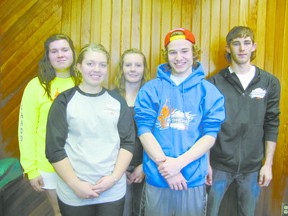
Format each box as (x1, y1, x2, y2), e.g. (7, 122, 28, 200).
(45, 89, 74, 163)
(264, 75, 281, 141)
(110, 90, 135, 154)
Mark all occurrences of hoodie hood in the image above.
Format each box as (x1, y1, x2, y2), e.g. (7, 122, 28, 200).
(156, 62, 205, 91)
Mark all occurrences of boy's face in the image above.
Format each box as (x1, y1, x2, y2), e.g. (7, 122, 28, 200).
(226, 36, 256, 65)
(167, 39, 193, 77)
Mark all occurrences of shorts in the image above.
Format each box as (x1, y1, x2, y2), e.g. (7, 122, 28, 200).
(39, 170, 58, 190)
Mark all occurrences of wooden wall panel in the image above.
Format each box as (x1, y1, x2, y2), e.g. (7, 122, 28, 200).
(131, 0, 141, 49)
(255, 0, 267, 68)
(265, 0, 277, 73)
(122, 0, 132, 52)
(160, 0, 172, 63)
(140, 0, 152, 71)
(269, 0, 288, 213)
(0, 0, 63, 158)
(90, 0, 102, 44)
(216, 0, 229, 72)
(191, 1, 201, 50)
(110, 0, 122, 84)
(201, 0, 211, 75)
(171, 0, 181, 28)
(0, 0, 287, 215)
(0, 0, 38, 35)
(150, 0, 162, 72)
(210, 0, 221, 75)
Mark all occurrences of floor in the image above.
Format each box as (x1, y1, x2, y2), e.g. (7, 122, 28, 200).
(0, 176, 53, 216)
(0, 174, 276, 216)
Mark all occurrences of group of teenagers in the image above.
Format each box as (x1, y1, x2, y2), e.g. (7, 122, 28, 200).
(18, 25, 280, 216)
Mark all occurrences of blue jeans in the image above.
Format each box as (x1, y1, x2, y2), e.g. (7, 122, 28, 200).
(207, 169, 261, 216)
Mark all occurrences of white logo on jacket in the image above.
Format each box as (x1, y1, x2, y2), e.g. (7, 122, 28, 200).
(249, 88, 267, 99)
(157, 109, 196, 130)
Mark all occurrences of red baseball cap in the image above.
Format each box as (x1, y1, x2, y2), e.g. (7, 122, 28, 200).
(164, 28, 196, 48)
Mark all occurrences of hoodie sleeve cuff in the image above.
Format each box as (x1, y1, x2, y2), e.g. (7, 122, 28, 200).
(27, 169, 40, 180)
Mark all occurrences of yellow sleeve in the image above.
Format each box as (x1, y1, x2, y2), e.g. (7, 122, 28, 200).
(18, 78, 41, 179)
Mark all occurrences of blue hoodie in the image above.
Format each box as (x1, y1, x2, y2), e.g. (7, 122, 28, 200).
(134, 63, 225, 188)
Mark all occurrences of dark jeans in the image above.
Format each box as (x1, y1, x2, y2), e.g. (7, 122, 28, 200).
(58, 196, 125, 216)
(207, 169, 261, 216)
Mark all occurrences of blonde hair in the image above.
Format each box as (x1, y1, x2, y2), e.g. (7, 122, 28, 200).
(77, 43, 109, 64)
(114, 48, 150, 97)
(75, 43, 110, 80)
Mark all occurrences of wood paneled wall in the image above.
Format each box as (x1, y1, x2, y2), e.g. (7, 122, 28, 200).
(0, 0, 287, 215)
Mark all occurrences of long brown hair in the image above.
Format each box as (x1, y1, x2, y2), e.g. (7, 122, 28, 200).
(38, 34, 79, 99)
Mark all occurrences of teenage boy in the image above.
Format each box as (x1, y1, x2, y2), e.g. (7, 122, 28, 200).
(207, 26, 281, 216)
(134, 28, 225, 216)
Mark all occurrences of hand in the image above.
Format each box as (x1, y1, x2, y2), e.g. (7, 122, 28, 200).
(126, 171, 134, 185)
(166, 173, 187, 190)
(71, 180, 99, 199)
(93, 175, 116, 194)
(205, 165, 213, 186)
(158, 157, 181, 179)
(127, 164, 145, 184)
(258, 165, 272, 187)
(155, 156, 166, 166)
(30, 175, 45, 192)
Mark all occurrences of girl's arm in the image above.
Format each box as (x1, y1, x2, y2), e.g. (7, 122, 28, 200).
(53, 158, 99, 199)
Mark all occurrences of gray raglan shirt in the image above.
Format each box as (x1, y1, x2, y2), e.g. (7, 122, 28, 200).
(46, 86, 135, 206)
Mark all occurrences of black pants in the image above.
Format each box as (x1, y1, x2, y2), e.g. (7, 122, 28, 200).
(58, 196, 125, 216)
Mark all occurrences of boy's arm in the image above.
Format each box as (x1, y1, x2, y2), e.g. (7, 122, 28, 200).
(158, 135, 215, 178)
(139, 132, 166, 165)
(258, 140, 276, 187)
(140, 132, 188, 191)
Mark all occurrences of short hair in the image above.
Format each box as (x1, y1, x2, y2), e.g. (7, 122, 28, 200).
(162, 30, 201, 69)
(225, 26, 256, 63)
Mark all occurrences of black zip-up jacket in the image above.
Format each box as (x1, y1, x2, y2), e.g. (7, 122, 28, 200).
(209, 66, 280, 173)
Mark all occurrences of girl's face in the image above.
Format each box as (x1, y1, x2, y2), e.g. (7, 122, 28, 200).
(48, 39, 73, 72)
(123, 53, 145, 84)
(77, 50, 108, 89)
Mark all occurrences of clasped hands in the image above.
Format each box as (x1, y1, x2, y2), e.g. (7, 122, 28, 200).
(156, 157, 187, 191)
(126, 164, 145, 185)
(71, 175, 116, 199)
